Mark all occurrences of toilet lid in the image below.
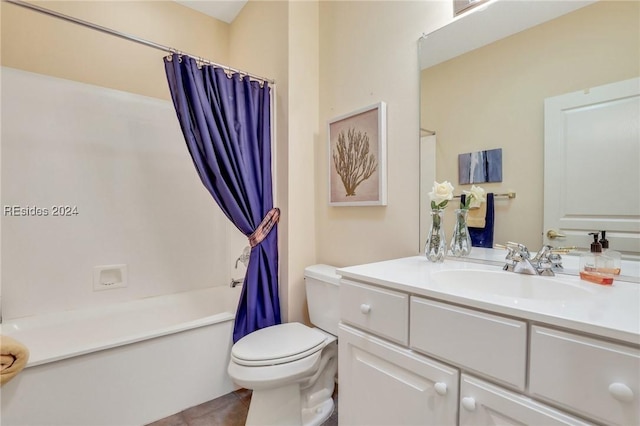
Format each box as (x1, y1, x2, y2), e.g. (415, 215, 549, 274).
(231, 323, 327, 366)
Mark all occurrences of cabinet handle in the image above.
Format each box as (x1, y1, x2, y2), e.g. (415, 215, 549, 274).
(609, 383, 634, 403)
(360, 304, 371, 314)
(434, 382, 447, 396)
(461, 397, 476, 411)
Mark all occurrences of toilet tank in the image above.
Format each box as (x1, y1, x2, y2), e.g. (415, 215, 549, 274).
(304, 264, 341, 336)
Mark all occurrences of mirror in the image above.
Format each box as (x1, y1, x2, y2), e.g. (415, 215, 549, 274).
(419, 1, 640, 265)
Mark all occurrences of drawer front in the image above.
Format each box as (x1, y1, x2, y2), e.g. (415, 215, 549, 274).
(530, 326, 640, 426)
(410, 296, 527, 390)
(460, 374, 592, 425)
(340, 280, 409, 345)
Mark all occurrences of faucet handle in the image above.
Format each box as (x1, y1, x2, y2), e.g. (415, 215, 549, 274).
(532, 244, 553, 262)
(495, 242, 526, 252)
(235, 246, 251, 269)
(550, 246, 576, 254)
(545, 252, 564, 270)
(506, 241, 526, 249)
(494, 243, 516, 260)
(533, 245, 566, 272)
(506, 242, 531, 258)
(537, 263, 556, 276)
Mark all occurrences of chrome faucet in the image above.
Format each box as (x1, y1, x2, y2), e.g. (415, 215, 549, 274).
(235, 246, 251, 269)
(497, 242, 567, 276)
(532, 245, 566, 275)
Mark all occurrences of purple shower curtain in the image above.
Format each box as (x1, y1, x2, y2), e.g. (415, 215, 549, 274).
(164, 54, 280, 342)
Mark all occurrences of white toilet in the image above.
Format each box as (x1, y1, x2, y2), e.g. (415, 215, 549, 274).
(227, 264, 340, 426)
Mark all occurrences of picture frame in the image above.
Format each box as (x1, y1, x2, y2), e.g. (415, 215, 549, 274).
(458, 147, 503, 184)
(328, 102, 387, 206)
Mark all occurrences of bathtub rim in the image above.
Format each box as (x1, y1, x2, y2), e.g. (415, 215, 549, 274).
(0, 286, 240, 367)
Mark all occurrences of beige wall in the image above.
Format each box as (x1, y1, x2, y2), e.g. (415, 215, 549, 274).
(285, 1, 320, 323)
(229, 1, 320, 324)
(316, 1, 436, 267)
(1, 1, 229, 100)
(421, 1, 640, 249)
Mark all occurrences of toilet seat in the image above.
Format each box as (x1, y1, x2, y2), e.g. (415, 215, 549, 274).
(231, 323, 327, 367)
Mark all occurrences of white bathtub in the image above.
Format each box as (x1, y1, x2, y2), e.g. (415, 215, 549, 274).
(0, 286, 242, 426)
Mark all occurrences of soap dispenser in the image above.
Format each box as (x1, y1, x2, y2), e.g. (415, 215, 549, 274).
(579, 232, 614, 285)
(599, 231, 621, 275)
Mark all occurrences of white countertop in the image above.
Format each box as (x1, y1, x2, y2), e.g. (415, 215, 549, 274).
(338, 255, 640, 345)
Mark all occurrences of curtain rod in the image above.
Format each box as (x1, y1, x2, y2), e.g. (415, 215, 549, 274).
(3, 0, 275, 85)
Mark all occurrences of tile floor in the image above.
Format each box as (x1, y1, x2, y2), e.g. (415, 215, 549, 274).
(147, 387, 338, 426)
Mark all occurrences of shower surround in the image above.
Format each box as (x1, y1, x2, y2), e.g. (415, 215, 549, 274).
(1, 66, 240, 319)
(1, 67, 249, 423)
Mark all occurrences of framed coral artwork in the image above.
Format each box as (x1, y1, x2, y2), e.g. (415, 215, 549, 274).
(328, 102, 387, 206)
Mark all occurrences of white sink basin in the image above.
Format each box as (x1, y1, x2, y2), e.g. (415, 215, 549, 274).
(431, 269, 593, 301)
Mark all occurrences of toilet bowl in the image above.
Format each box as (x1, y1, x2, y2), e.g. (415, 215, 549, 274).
(227, 264, 340, 426)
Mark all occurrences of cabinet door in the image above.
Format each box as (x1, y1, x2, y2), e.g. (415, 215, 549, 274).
(459, 374, 593, 426)
(338, 323, 458, 426)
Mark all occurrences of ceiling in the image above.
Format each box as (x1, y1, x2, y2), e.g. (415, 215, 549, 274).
(175, 0, 248, 24)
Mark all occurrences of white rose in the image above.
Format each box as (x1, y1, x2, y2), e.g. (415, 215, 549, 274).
(464, 185, 486, 209)
(429, 181, 454, 206)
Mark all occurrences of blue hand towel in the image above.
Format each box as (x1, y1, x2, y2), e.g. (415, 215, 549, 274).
(461, 193, 495, 248)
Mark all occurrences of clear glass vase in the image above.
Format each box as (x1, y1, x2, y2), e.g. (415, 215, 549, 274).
(450, 208, 472, 257)
(425, 209, 446, 262)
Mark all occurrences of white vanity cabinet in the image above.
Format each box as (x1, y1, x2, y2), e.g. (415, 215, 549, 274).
(338, 264, 639, 426)
(338, 279, 459, 425)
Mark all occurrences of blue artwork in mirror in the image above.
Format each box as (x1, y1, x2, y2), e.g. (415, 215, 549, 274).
(458, 148, 502, 184)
